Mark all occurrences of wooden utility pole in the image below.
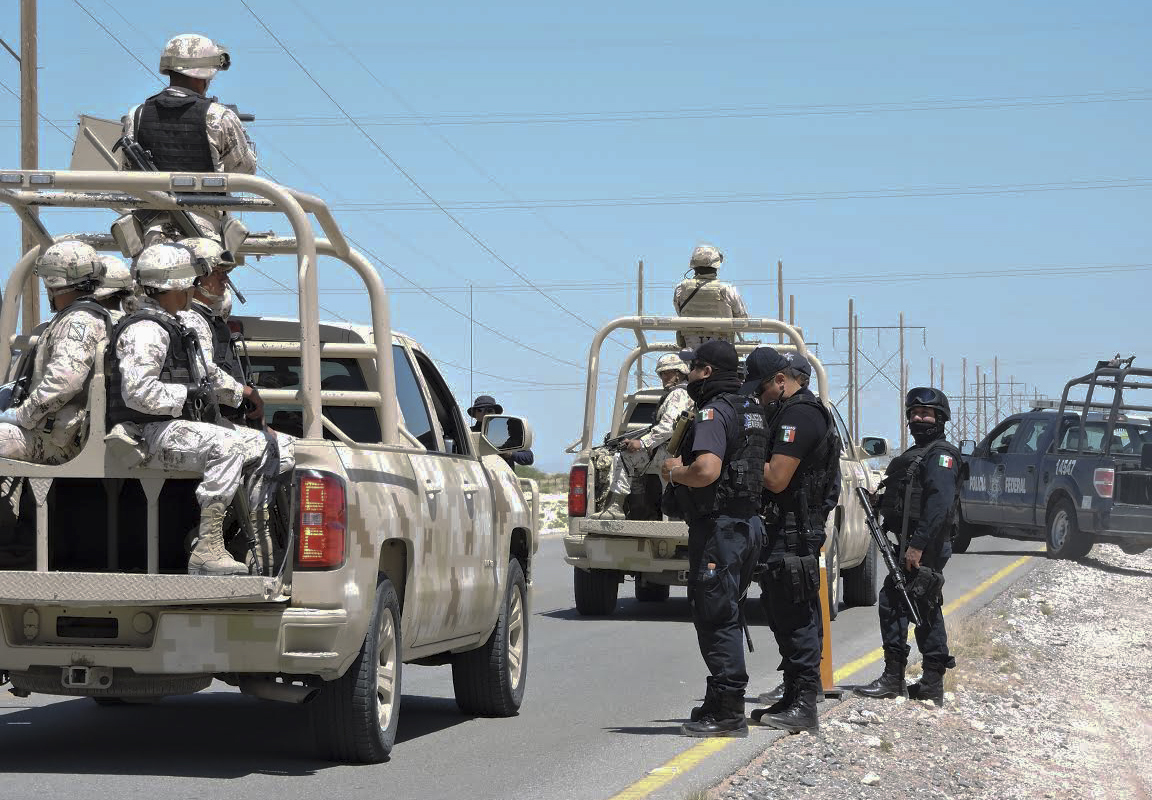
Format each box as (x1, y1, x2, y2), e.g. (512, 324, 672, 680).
(961, 358, 967, 441)
(776, 260, 784, 343)
(847, 299, 855, 443)
(853, 312, 860, 442)
(930, 357, 935, 388)
(993, 356, 1000, 422)
(636, 259, 644, 391)
(20, 0, 39, 333)
(898, 311, 906, 450)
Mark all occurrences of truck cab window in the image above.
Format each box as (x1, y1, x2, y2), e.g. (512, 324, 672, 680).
(987, 421, 1021, 455)
(413, 351, 471, 456)
(392, 345, 437, 450)
(250, 356, 381, 444)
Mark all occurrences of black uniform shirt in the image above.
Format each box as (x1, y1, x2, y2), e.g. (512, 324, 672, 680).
(767, 389, 830, 513)
(908, 444, 961, 551)
(685, 395, 737, 466)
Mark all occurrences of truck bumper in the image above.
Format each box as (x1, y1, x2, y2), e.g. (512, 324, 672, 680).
(1099, 503, 1152, 538)
(563, 519, 690, 582)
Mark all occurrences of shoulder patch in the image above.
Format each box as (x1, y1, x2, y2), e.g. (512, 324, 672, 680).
(698, 408, 715, 422)
(938, 454, 955, 469)
(780, 425, 796, 443)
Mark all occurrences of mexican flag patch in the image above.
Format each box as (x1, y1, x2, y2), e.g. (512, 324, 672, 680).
(698, 408, 715, 422)
(939, 454, 954, 469)
(780, 425, 796, 443)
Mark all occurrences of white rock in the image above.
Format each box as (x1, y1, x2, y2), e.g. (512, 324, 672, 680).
(864, 736, 883, 748)
(861, 773, 881, 786)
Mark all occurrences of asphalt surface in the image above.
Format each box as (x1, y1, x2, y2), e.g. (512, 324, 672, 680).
(0, 534, 1043, 800)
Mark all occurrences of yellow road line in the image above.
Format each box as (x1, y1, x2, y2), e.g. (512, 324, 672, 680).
(605, 551, 1037, 800)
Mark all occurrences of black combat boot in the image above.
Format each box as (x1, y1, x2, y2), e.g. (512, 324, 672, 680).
(753, 680, 819, 733)
(854, 658, 908, 699)
(689, 684, 720, 722)
(753, 676, 796, 716)
(682, 691, 748, 738)
(908, 663, 946, 706)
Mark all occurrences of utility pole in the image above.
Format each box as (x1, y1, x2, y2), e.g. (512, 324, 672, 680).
(847, 299, 855, 443)
(468, 283, 474, 402)
(898, 311, 906, 450)
(961, 358, 967, 441)
(635, 259, 644, 391)
(994, 356, 1000, 422)
(20, 0, 39, 333)
(853, 312, 860, 442)
(776, 260, 784, 343)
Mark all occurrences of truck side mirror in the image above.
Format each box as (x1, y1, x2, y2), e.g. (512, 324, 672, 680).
(1142, 442, 1152, 471)
(481, 415, 534, 453)
(959, 439, 976, 456)
(861, 436, 888, 457)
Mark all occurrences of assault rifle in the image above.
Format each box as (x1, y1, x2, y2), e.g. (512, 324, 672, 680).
(855, 485, 923, 627)
(182, 327, 220, 425)
(113, 121, 205, 241)
(602, 424, 653, 452)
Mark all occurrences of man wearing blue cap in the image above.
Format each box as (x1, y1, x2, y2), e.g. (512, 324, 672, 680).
(740, 347, 841, 733)
(661, 340, 768, 738)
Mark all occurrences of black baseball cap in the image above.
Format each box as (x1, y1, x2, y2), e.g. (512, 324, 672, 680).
(688, 339, 739, 372)
(739, 347, 812, 395)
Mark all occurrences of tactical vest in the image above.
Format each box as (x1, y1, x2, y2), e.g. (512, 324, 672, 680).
(676, 277, 734, 319)
(106, 307, 197, 427)
(880, 438, 963, 526)
(764, 392, 841, 524)
(188, 303, 246, 384)
(133, 90, 215, 173)
(686, 393, 769, 518)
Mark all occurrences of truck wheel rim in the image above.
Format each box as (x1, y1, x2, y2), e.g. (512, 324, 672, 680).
(507, 584, 525, 692)
(377, 613, 398, 730)
(1051, 510, 1069, 549)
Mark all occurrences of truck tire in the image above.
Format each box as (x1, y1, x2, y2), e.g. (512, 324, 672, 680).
(574, 567, 619, 616)
(1046, 498, 1093, 560)
(635, 578, 670, 603)
(310, 575, 402, 764)
(451, 559, 528, 717)
(842, 538, 878, 608)
(824, 527, 842, 621)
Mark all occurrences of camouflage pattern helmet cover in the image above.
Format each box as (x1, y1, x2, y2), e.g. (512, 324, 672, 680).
(179, 237, 236, 271)
(34, 240, 105, 291)
(93, 255, 134, 299)
(159, 34, 231, 80)
(134, 243, 210, 291)
(655, 353, 690, 377)
(690, 244, 723, 270)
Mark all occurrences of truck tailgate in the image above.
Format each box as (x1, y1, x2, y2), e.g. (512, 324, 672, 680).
(0, 571, 286, 606)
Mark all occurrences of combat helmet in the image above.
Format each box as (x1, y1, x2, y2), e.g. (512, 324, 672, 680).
(93, 255, 134, 300)
(905, 387, 951, 423)
(34, 241, 105, 294)
(689, 244, 723, 271)
(134, 243, 210, 292)
(655, 353, 690, 377)
(159, 34, 230, 81)
(179, 237, 236, 271)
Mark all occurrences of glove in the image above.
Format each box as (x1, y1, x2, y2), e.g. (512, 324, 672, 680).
(0, 409, 22, 426)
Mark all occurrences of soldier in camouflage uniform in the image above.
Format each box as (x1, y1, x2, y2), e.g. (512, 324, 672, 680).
(0, 241, 113, 464)
(109, 243, 279, 576)
(594, 353, 695, 519)
(121, 33, 257, 244)
(179, 237, 295, 477)
(93, 254, 135, 321)
(673, 244, 748, 349)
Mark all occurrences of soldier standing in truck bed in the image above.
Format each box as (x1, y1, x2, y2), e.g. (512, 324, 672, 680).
(673, 244, 748, 349)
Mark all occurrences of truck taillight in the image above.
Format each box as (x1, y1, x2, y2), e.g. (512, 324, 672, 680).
(1093, 468, 1115, 499)
(297, 475, 347, 569)
(569, 466, 588, 517)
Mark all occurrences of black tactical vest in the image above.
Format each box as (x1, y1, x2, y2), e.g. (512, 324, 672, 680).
(134, 90, 215, 173)
(880, 438, 963, 525)
(764, 392, 841, 523)
(188, 302, 246, 384)
(686, 393, 769, 518)
(106, 307, 196, 427)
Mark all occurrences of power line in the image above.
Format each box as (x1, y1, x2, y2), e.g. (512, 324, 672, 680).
(238, 0, 608, 339)
(0, 78, 72, 142)
(71, 0, 157, 82)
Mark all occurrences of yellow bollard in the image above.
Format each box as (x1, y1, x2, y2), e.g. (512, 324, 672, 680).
(817, 553, 844, 699)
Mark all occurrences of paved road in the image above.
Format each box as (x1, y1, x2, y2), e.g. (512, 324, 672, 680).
(0, 535, 1043, 800)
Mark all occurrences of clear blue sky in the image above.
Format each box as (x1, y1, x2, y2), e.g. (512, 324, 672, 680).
(2, 0, 1149, 470)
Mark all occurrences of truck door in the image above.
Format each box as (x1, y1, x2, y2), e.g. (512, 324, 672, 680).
(1000, 418, 1050, 528)
(964, 419, 1021, 524)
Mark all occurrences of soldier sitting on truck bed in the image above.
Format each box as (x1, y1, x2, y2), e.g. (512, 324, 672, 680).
(593, 354, 694, 520)
(106, 242, 282, 576)
(673, 244, 748, 349)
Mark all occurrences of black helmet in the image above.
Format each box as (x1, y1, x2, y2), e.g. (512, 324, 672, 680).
(905, 387, 951, 423)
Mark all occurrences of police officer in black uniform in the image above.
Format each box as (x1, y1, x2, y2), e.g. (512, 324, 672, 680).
(743, 347, 840, 734)
(662, 340, 768, 738)
(856, 388, 962, 706)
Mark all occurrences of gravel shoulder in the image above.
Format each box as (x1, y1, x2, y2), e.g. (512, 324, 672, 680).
(709, 544, 1152, 800)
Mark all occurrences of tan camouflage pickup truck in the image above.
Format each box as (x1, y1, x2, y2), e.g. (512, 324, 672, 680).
(565, 317, 881, 620)
(0, 170, 538, 764)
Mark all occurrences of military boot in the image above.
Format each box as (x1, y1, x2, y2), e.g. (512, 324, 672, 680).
(245, 503, 277, 576)
(908, 664, 946, 706)
(682, 691, 748, 738)
(754, 677, 796, 716)
(753, 680, 819, 733)
(689, 684, 721, 723)
(188, 502, 248, 576)
(854, 658, 908, 699)
(593, 492, 625, 520)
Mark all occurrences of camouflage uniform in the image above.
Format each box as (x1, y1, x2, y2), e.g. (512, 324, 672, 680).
(0, 306, 109, 464)
(673, 245, 748, 349)
(118, 297, 270, 509)
(606, 382, 695, 494)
